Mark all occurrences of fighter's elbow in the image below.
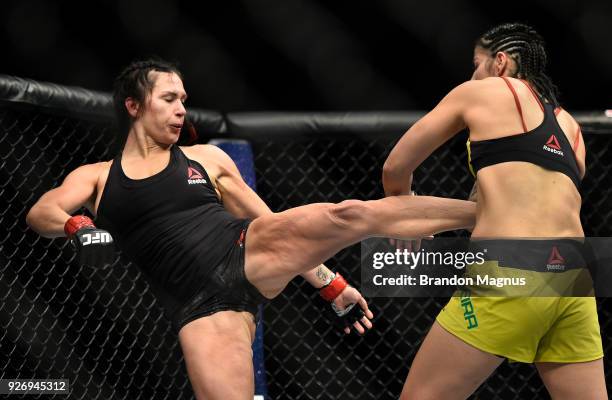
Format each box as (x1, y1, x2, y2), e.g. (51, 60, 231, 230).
(382, 159, 400, 182)
(25, 204, 40, 231)
(382, 159, 392, 174)
(25, 203, 52, 237)
(382, 160, 411, 194)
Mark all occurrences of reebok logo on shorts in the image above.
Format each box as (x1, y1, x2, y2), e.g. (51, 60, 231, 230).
(546, 246, 565, 271)
(543, 134, 564, 156)
(187, 167, 207, 185)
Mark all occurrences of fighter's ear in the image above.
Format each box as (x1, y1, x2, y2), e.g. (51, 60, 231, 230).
(125, 97, 140, 118)
(494, 51, 510, 76)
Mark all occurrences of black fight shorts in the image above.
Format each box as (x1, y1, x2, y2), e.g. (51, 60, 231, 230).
(175, 221, 268, 330)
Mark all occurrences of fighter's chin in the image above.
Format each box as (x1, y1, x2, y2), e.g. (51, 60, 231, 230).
(164, 129, 181, 144)
(154, 134, 180, 148)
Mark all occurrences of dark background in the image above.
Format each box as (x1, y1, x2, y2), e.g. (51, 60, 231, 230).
(2, 0, 611, 112)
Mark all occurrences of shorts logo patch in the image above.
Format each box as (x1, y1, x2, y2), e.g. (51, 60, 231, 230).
(460, 292, 478, 330)
(187, 167, 207, 185)
(546, 246, 566, 271)
(543, 134, 564, 156)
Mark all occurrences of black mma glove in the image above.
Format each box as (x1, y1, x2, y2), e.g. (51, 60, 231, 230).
(320, 273, 366, 330)
(64, 215, 115, 267)
(331, 302, 366, 329)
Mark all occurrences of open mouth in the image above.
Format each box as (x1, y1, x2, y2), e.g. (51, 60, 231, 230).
(169, 124, 183, 131)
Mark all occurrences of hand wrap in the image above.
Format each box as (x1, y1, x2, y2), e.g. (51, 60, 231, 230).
(320, 273, 365, 328)
(319, 273, 348, 301)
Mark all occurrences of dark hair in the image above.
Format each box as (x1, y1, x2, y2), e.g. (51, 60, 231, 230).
(112, 58, 184, 147)
(476, 23, 560, 107)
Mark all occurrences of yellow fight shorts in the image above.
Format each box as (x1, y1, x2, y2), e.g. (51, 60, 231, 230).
(436, 240, 603, 363)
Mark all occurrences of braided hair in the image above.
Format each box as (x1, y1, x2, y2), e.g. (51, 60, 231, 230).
(112, 58, 183, 148)
(477, 23, 560, 107)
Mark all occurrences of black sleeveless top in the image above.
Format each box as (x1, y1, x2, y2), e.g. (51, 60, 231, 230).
(467, 78, 582, 189)
(96, 145, 247, 303)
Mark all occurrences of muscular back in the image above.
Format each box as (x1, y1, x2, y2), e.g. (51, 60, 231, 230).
(466, 78, 585, 237)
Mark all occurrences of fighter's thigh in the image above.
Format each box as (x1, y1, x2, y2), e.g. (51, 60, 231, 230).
(536, 359, 607, 400)
(245, 202, 366, 297)
(179, 311, 256, 400)
(400, 321, 504, 400)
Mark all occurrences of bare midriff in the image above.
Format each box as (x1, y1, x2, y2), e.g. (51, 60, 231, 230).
(471, 162, 583, 238)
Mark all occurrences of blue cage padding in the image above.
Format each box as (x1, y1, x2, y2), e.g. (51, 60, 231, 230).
(208, 139, 268, 399)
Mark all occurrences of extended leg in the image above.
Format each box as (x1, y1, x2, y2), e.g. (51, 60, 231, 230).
(245, 195, 475, 297)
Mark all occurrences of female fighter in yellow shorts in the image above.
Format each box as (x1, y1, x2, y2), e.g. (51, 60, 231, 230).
(383, 23, 606, 400)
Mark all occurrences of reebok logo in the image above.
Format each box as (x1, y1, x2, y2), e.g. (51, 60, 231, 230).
(187, 167, 207, 185)
(543, 135, 564, 156)
(546, 246, 566, 271)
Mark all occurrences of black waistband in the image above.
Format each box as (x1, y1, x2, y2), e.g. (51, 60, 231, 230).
(469, 239, 587, 273)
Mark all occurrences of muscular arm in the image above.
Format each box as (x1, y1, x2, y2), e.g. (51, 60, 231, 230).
(383, 81, 475, 196)
(26, 163, 103, 238)
(191, 145, 336, 288)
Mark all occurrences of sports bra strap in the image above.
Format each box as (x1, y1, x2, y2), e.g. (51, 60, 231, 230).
(573, 127, 581, 152)
(501, 77, 528, 133)
(552, 106, 581, 153)
(552, 106, 580, 154)
(519, 79, 545, 112)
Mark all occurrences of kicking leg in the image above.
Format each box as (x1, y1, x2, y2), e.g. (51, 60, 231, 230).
(245, 195, 475, 297)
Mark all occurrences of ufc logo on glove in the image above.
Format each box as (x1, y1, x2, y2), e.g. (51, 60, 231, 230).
(81, 232, 113, 245)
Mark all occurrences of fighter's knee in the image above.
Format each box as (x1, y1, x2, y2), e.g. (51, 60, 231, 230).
(329, 200, 372, 229)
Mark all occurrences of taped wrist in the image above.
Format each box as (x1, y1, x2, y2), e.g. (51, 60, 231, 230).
(319, 272, 348, 301)
(64, 215, 95, 238)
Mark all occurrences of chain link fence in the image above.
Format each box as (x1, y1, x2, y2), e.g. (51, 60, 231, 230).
(0, 106, 193, 399)
(1, 75, 611, 399)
